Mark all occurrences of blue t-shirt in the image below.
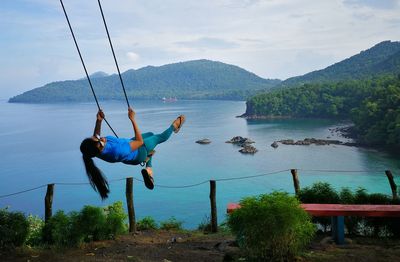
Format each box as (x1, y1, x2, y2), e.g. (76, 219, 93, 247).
(97, 136, 138, 163)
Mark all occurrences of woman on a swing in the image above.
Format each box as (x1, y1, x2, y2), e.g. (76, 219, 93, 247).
(80, 108, 185, 199)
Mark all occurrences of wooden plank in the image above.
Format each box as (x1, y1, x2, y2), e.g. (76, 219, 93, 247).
(301, 204, 400, 217)
(227, 202, 400, 217)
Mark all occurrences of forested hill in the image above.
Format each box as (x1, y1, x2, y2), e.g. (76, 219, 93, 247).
(280, 41, 400, 87)
(8, 60, 281, 103)
(243, 41, 400, 149)
(243, 76, 400, 148)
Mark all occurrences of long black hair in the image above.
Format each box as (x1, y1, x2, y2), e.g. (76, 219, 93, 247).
(80, 138, 110, 200)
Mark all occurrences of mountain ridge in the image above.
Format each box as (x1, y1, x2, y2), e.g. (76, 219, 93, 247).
(9, 59, 280, 103)
(279, 40, 400, 87)
(9, 41, 400, 103)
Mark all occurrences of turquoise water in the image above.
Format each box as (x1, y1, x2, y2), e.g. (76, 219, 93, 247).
(0, 99, 399, 228)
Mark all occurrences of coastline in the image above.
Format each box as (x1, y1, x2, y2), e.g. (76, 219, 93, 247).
(241, 113, 399, 153)
(237, 114, 293, 120)
(238, 113, 345, 121)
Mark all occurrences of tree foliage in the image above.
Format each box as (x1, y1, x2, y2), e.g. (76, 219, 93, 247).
(228, 192, 315, 261)
(246, 75, 400, 148)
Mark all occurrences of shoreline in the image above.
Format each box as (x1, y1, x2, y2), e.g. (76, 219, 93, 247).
(238, 113, 347, 121)
(241, 114, 398, 153)
(238, 114, 293, 120)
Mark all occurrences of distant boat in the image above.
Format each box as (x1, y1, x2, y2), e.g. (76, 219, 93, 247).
(162, 97, 178, 102)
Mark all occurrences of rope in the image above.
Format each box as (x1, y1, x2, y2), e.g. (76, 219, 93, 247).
(298, 169, 385, 173)
(132, 169, 290, 188)
(54, 177, 126, 186)
(132, 177, 210, 189)
(97, 0, 130, 108)
(59, 0, 118, 138)
(215, 169, 289, 182)
(0, 185, 47, 199)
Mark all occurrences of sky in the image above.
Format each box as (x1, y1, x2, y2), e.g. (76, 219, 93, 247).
(0, 0, 399, 99)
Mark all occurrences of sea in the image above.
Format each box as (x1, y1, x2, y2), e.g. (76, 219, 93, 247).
(0, 99, 399, 228)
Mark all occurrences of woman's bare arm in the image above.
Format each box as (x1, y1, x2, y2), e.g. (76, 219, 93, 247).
(93, 110, 104, 136)
(128, 107, 143, 150)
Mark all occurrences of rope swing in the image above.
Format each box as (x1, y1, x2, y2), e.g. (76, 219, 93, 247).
(59, 0, 133, 137)
(97, 0, 131, 108)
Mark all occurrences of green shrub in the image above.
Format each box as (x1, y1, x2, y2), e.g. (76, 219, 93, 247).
(298, 182, 340, 204)
(361, 192, 392, 237)
(75, 202, 127, 241)
(351, 189, 392, 236)
(104, 201, 128, 238)
(228, 192, 315, 261)
(75, 205, 107, 242)
(354, 188, 369, 204)
(298, 182, 340, 231)
(197, 215, 212, 233)
(0, 208, 29, 249)
(339, 188, 359, 235)
(160, 217, 183, 231)
(42, 210, 78, 247)
(26, 215, 44, 247)
(299, 184, 400, 238)
(137, 216, 158, 230)
(350, 188, 400, 238)
(366, 193, 392, 204)
(43, 202, 128, 247)
(218, 221, 231, 233)
(67, 211, 83, 245)
(339, 188, 355, 204)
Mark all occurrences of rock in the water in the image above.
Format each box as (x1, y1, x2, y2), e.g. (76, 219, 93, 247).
(196, 138, 211, 144)
(271, 141, 279, 148)
(304, 138, 342, 145)
(226, 136, 255, 146)
(279, 139, 295, 145)
(278, 138, 344, 146)
(295, 140, 311, 145)
(343, 142, 358, 147)
(239, 145, 258, 154)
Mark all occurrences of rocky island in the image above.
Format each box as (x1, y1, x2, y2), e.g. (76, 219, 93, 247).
(196, 139, 212, 144)
(226, 136, 258, 154)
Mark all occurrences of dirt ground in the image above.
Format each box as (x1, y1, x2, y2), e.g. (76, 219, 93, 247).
(2, 231, 400, 262)
(304, 235, 400, 262)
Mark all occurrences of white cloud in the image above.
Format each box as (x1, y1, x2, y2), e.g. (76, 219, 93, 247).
(175, 37, 239, 50)
(1, 0, 400, 98)
(127, 51, 140, 62)
(343, 0, 399, 10)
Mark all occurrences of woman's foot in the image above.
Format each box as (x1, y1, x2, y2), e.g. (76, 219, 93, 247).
(173, 115, 185, 133)
(141, 167, 154, 190)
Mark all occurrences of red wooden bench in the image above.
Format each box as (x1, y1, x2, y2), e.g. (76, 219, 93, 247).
(227, 203, 400, 244)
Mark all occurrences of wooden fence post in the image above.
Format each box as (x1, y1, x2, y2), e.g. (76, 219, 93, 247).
(291, 169, 300, 195)
(385, 170, 398, 200)
(126, 177, 136, 233)
(210, 180, 218, 233)
(45, 184, 54, 222)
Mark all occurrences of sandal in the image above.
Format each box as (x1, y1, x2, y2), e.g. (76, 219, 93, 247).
(174, 115, 185, 133)
(141, 168, 154, 190)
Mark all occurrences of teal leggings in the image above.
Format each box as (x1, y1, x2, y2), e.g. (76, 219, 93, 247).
(139, 125, 174, 167)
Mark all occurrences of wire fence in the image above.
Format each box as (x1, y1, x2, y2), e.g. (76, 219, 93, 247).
(0, 168, 391, 199)
(1, 168, 397, 234)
